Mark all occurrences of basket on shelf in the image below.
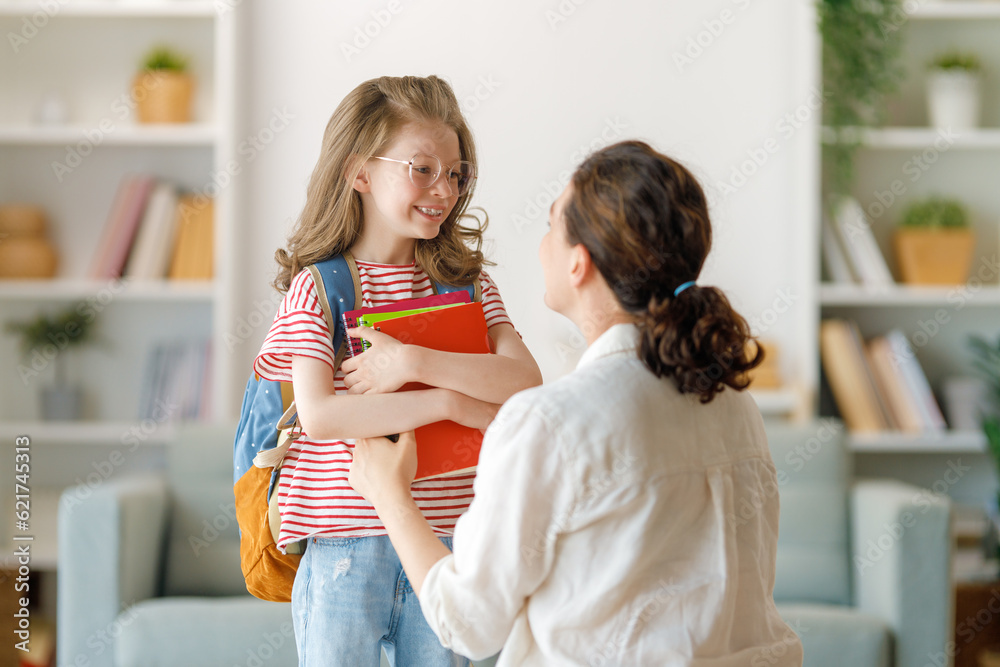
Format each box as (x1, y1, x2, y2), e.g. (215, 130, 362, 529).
(131, 46, 194, 124)
(0, 204, 58, 279)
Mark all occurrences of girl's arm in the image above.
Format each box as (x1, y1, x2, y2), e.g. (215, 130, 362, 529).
(341, 322, 542, 405)
(292, 355, 499, 441)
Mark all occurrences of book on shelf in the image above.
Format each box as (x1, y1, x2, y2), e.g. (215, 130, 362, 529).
(139, 339, 212, 422)
(821, 319, 947, 434)
(820, 319, 888, 432)
(345, 298, 490, 481)
(168, 196, 214, 281)
(828, 196, 894, 287)
(88, 174, 214, 282)
(89, 174, 156, 279)
(821, 216, 858, 284)
(124, 181, 179, 280)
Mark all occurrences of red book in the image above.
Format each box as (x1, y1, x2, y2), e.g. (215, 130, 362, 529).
(342, 291, 470, 356)
(90, 174, 156, 279)
(360, 302, 491, 480)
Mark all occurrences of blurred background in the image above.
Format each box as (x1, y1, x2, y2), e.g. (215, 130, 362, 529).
(2, 1, 1000, 666)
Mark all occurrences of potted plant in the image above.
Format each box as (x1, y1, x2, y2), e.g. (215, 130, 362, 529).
(819, 0, 904, 197)
(132, 45, 194, 123)
(967, 334, 1000, 556)
(6, 307, 96, 420)
(927, 51, 981, 129)
(894, 197, 975, 285)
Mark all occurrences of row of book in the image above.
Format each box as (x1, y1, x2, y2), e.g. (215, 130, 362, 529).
(342, 291, 490, 480)
(89, 174, 214, 281)
(820, 319, 946, 433)
(138, 339, 212, 422)
(822, 196, 894, 286)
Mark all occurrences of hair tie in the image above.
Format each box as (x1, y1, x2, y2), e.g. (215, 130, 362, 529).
(673, 281, 696, 297)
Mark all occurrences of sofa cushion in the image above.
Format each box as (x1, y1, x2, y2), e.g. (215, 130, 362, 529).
(765, 419, 851, 606)
(776, 603, 891, 667)
(115, 597, 296, 667)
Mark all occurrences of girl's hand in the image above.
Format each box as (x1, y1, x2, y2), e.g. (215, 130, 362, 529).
(448, 391, 501, 432)
(349, 431, 418, 507)
(342, 327, 413, 395)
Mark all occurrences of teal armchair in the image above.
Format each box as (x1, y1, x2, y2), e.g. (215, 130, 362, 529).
(766, 419, 953, 667)
(57, 422, 296, 667)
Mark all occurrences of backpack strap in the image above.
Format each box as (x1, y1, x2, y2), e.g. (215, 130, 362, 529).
(432, 272, 481, 303)
(308, 251, 363, 372)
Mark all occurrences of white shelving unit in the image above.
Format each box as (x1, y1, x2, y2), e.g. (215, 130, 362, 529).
(0, 1, 236, 431)
(0, 1, 237, 608)
(819, 6, 1000, 470)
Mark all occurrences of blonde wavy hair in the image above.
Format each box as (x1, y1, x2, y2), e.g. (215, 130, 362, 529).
(273, 75, 491, 293)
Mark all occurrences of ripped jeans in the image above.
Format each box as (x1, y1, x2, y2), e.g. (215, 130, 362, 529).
(291, 534, 470, 667)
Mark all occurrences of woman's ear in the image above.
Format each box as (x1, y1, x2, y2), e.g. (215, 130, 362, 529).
(568, 243, 592, 288)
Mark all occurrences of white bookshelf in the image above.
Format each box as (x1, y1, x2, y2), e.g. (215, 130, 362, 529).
(819, 5, 1000, 498)
(0, 2, 236, 425)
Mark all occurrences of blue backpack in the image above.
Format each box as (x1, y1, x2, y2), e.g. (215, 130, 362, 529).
(232, 252, 480, 601)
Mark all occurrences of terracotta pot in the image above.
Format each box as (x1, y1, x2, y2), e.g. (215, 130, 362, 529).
(894, 228, 974, 285)
(132, 70, 194, 123)
(0, 203, 58, 279)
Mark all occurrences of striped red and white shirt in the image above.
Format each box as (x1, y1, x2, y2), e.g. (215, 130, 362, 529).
(254, 260, 513, 550)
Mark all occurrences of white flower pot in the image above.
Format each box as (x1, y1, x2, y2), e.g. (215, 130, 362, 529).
(926, 69, 981, 129)
(42, 386, 82, 421)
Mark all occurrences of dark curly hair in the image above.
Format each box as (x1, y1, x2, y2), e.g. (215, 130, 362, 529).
(563, 140, 763, 403)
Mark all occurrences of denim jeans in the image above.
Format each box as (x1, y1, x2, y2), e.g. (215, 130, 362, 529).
(291, 534, 471, 667)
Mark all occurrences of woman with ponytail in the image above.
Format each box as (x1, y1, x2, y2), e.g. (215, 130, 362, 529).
(349, 141, 803, 666)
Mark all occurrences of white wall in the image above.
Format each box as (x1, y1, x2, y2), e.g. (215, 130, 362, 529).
(229, 0, 818, 409)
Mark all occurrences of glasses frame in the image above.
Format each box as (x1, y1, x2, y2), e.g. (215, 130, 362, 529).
(370, 153, 477, 197)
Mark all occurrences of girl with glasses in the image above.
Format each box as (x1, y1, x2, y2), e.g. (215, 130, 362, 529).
(350, 141, 804, 666)
(254, 75, 541, 666)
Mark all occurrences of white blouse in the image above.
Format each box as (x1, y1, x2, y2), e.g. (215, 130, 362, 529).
(419, 324, 803, 666)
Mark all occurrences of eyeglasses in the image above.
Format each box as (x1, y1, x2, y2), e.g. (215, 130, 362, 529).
(371, 153, 477, 197)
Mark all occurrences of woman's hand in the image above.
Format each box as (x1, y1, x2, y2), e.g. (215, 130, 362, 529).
(349, 430, 418, 508)
(342, 327, 414, 395)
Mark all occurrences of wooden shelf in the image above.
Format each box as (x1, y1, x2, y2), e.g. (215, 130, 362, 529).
(849, 430, 986, 453)
(0, 1, 219, 18)
(0, 421, 178, 446)
(821, 126, 1000, 149)
(820, 283, 1000, 307)
(0, 279, 214, 302)
(0, 123, 219, 147)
